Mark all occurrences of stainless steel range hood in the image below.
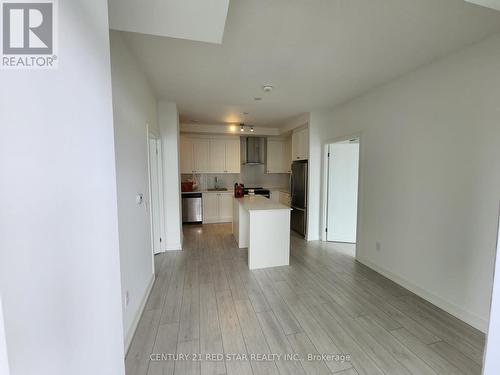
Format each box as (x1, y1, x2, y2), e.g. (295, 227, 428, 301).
(243, 137, 264, 165)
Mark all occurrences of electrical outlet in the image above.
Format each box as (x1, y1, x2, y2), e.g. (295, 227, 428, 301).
(125, 291, 130, 307)
(376, 242, 381, 252)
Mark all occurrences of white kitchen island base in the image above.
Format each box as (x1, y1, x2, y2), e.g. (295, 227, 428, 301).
(233, 196, 291, 270)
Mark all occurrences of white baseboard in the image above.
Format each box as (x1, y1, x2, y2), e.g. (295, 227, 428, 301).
(124, 274, 155, 354)
(356, 256, 488, 333)
(165, 242, 182, 251)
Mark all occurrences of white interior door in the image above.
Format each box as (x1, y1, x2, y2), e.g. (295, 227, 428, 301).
(149, 137, 163, 254)
(327, 142, 359, 243)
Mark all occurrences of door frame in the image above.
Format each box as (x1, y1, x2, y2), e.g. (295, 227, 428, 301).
(147, 124, 166, 255)
(321, 132, 362, 250)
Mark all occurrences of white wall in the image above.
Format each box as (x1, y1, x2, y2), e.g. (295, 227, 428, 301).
(309, 33, 500, 331)
(110, 31, 157, 349)
(483, 213, 500, 374)
(159, 102, 183, 250)
(0, 1, 125, 374)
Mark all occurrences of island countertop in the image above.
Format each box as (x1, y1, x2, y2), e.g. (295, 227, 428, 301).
(235, 195, 291, 211)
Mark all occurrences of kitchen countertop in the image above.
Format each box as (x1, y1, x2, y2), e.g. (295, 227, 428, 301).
(235, 195, 290, 211)
(181, 189, 234, 194)
(264, 186, 290, 194)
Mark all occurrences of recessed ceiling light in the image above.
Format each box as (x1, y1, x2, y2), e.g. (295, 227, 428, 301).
(254, 97, 262, 101)
(262, 85, 273, 92)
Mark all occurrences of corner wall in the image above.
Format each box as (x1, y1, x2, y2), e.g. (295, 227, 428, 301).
(0, 1, 125, 373)
(159, 102, 183, 250)
(309, 33, 500, 331)
(110, 31, 158, 348)
(483, 213, 500, 373)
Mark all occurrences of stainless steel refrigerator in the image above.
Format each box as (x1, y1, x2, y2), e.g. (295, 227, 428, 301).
(290, 160, 308, 237)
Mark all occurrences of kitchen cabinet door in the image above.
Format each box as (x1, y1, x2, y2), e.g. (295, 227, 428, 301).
(266, 140, 285, 173)
(298, 128, 309, 159)
(180, 136, 194, 173)
(292, 131, 300, 160)
(193, 138, 210, 173)
(225, 138, 240, 173)
(218, 193, 233, 222)
(292, 128, 308, 160)
(283, 136, 292, 173)
(202, 193, 219, 223)
(209, 139, 226, 173)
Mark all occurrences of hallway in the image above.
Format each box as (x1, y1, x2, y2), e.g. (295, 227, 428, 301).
(126, 224, 485, 375)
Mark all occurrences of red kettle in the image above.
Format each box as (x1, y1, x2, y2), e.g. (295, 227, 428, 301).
(234, 183, 244, 198)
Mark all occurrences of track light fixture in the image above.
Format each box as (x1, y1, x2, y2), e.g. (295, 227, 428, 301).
(239, 123, 255, 133)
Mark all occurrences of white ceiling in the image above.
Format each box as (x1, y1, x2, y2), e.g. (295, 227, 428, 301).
(465, 0, 500, 11)
(119, 0, 500, 127)
(108, 0, 230, 44)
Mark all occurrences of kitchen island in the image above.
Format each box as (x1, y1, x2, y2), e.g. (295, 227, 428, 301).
(233, 195, 291, 270)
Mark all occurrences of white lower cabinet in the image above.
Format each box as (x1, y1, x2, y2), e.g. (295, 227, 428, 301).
(203, 192, 233, 223)
(202, 193, 219, 223)
(218, 193, 233, 222)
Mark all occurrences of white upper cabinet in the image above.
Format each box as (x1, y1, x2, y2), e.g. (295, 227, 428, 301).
(224, 138, 241, 173)
(292, 127, 308, 160)
(266, 139, 285, 173)
(180, 135, 240, 174)
(209, 139, 226, 173)
(180, 135, 194, 174)
(284, 136, 292, 173)
(266, 137, 293, 173)
(192, 138, 210, 173)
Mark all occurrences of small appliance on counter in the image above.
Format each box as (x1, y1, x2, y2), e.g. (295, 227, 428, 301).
(243, 187, 270, 199)
(181, 181, 194, 192)
(181, 175, 199, 192)
(234, 183, 244, 198)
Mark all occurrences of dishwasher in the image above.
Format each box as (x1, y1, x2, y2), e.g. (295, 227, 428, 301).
(182, 193, 203, 223)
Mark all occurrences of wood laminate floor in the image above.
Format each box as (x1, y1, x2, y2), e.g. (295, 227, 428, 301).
(126, 223, 485, 375)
